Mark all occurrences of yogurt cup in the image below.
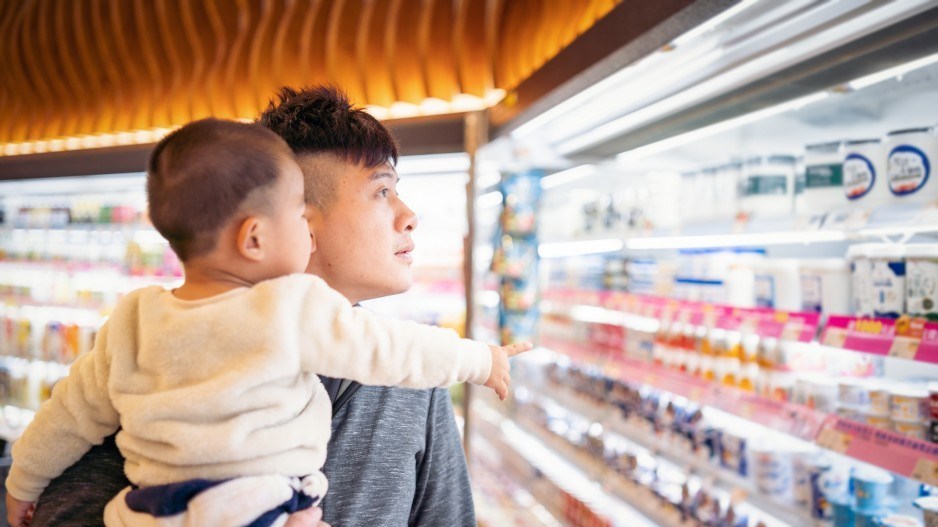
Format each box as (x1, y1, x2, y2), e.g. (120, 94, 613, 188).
(852, 466, 894, 512)
(870, 383, 893, 416)
(915, 496, 938, 527)
(869, 244, 906, 319)
(864, 413, 893, 430)
(804, 141, 846, 214)
(891, 386, 929, 422)
(893, 419, 928, 441)
(849, 244, 876, 316)
(930, 382, 938, 420)
(906, 244, 938, 321)
(800, 258, 851, 315)
(887, 127, 937, 203)
(841, 379, 873, 409)
(876, 515, 924, 527)
(845, 138, 889, 209)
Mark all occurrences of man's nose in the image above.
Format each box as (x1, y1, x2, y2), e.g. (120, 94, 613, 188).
(397, 200, 418, 232)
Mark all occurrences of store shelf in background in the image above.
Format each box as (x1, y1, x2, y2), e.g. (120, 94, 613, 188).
(525, 381, 813, 527)
(0, 405, 35, 442)
(823, 315, 938, 363)
(474, 403, 662, 527)
(541, 203, 938, 253)
(543, 289, 820, 343)
(538, 341, 938, 487)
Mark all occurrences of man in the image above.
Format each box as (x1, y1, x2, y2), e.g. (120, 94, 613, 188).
(27, 86, 476, 526)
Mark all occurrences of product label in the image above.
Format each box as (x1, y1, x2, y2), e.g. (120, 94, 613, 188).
(746, 175, 788, 196)
(800, 275, 823, 313)
(871, 260, 906, 317)
(843, 154, 875, 200)
(754, 274, 776, 308)
(908, 259, 938, 315)
(888, 145, 931, 196)
(806, 163, 843, 189)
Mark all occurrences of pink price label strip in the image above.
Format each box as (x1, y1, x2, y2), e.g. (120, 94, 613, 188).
(816, 416, 938, 486)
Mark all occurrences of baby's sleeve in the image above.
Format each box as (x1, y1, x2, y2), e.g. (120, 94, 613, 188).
(6, 320, 120, 503)
(293, 277, 492, 389)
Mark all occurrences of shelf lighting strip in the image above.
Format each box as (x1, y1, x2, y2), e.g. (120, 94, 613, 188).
(625, 229, 847, 250)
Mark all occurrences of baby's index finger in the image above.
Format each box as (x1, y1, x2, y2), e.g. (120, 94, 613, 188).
(503, 342, 533, 357)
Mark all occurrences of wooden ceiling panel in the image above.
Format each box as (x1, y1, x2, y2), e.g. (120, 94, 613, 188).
(0, 0, 621, 153)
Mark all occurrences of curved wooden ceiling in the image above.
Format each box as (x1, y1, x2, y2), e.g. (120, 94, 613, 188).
(0, 0, 619, 155)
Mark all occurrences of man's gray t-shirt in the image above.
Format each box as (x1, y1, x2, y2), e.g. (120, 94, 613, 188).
(29, 384, 476, 526)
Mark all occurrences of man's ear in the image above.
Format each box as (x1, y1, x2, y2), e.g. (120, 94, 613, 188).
(236, 216, 264, 262)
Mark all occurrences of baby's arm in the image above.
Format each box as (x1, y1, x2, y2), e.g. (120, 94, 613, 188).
(5, 321, 120, 517)
(292, 277, 530, 392)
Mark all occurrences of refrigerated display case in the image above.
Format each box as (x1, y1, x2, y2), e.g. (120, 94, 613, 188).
(470, 1, 938, 525)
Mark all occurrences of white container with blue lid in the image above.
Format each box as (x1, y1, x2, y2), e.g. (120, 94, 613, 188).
(886, 127, 937, 202)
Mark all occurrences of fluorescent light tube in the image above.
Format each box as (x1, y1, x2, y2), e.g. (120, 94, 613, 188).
(540, 165, 596, 189)
(538, 239, 623, 258)
(626, 230, 846, 250)
(396, 153, 471, 175)
(475, 191, 503, 208)
(848, 53, 938, 90)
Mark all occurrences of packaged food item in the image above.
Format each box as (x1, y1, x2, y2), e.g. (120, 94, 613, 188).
(803, 141, 845, 214)
(799, 258, 851, 315)
(844, 138, 889, 208)
(740, 155, 797, 217)
(864, 413, 893, 430)
(929, 382, 938, 420)
(875, 515, 923, 527)
(914, 496, 938, 527)
(840, 378, 873, 409)
(752, 258, 801, 310)
(891, 386, 929, 422)
(893, 419, 928, 441)
(848, 244, 876, 317)
(852, 466, 894, 512)
(749, 442, 793, 497)
(869, 244, 906, 318)
(887, 127, 937, 202)
(906, 244, 938, 321)
(869, 382, 893, 416)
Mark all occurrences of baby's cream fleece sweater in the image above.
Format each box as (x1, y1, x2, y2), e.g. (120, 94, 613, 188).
(6, 274, 492, 502)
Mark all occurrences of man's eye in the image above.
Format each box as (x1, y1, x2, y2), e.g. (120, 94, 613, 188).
(379, 188, 390, 197)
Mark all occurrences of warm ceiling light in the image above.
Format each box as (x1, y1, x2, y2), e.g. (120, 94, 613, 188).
(48, 139, 65, 152)
(133, 130, 152, 144)
(388, 102, 420, 119)
(484, 89, 507, 106)
(116, 132, 135, 146)
(64, 137, 81, 150)
(420, 97, 451, 115)
(365, 105, 390, 120)
(451, 93, 485, 112)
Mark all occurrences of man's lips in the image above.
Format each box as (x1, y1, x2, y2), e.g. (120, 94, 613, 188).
(395, 243, 415, 260)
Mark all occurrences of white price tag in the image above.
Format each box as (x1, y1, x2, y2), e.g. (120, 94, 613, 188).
(816, 426, 852, 454)
(912, 458, 938, 487)
(888, 337, 919, 360)
(780, 323, 803, 342)
(823, 328, 848, 348)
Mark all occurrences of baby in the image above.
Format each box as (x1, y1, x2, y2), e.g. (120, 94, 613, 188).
(5, 118, 529, 527)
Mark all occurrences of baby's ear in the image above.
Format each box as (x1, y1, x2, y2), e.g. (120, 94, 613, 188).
(236, 216, 264, 261)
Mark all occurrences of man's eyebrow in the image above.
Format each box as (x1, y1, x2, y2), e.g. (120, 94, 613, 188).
(370, 170, 399, 183)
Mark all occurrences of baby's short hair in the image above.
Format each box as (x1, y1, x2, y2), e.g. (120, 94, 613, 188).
(147, 118, 295, 261)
